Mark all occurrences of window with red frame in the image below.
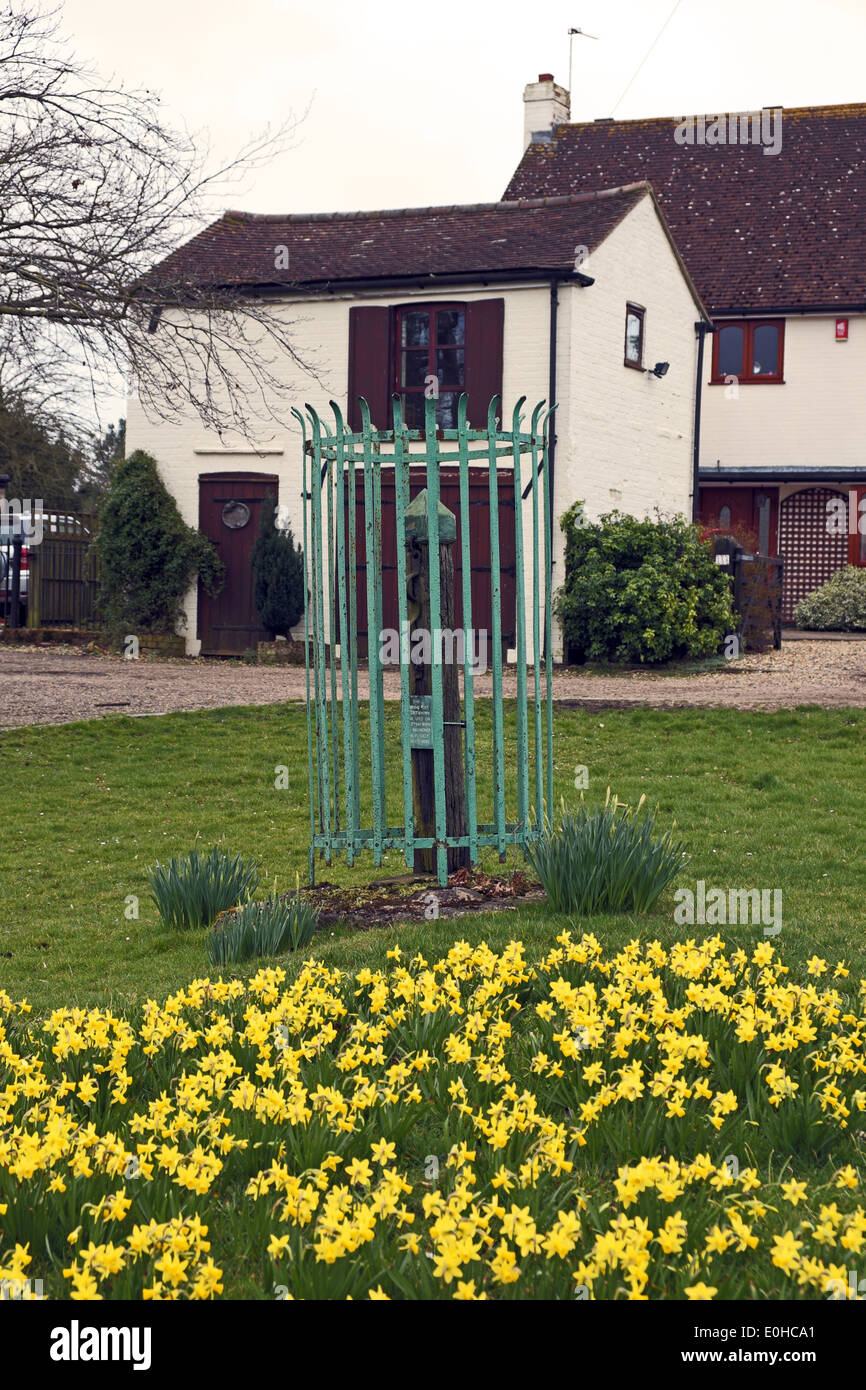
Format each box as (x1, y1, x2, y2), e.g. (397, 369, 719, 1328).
(711, 320, 785, 383)
(395, 304, 465, 428)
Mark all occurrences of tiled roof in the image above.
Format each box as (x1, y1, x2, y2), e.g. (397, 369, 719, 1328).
(504, 104, 866, 312)
(148, 185, 649, 291)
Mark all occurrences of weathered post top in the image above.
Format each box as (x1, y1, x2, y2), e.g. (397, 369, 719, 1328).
(404, 490, 457, 545)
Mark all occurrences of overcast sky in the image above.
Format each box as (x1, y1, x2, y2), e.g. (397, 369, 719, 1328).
(56, 0, 866, 425)
(63, 0, 866, 217)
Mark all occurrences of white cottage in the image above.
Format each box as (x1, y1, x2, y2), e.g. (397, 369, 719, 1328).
(128, 171, 707, 655)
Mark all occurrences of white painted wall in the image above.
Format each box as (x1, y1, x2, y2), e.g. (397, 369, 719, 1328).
(127, 192, 700, 658)
(701, 313, 866, 471)
(561, 193, 700, 529)
(127, 284, 551, 654)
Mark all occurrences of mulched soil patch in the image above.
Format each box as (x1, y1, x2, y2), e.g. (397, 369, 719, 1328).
(303, 867, 543, 931)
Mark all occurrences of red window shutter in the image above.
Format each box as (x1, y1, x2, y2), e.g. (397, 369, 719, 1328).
(347, 306, 392, 431)
(464, 299, 504, 427)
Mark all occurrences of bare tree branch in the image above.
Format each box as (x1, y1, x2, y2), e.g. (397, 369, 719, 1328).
(0, 2, 316, 442)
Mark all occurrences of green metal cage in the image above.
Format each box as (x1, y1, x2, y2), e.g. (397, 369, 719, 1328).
(293, 392, 555, 887)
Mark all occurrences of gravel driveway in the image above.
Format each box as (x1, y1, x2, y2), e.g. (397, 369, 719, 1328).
(2, 639, 866, 728)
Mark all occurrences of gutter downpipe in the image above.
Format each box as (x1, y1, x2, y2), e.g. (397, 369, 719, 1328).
(548, 275, 559, 550)
(692, 320, 712, 522)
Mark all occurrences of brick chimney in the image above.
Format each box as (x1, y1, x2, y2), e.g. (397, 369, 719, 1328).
(523, 73, 570, 151)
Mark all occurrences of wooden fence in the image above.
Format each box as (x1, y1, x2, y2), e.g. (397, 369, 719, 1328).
(26, 509, 100, 629)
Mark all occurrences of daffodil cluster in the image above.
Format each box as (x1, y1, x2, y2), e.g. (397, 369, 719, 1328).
(0, 934, 863, 1300)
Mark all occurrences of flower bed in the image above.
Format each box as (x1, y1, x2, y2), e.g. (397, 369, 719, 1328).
(1, 933, 863, 1300)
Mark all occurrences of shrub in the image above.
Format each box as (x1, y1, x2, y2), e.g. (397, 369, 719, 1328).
(555, 506, 735, 664)
(94, 450, 224, 636)
(794, 565, 866, 631)
(250, 493, 305, 639)
(206, 891, 318, 966)
(526, 792, 686, 915)
(147, 846, 259, 930)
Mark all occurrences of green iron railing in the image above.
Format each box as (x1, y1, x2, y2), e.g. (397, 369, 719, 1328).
(293, 392, 555, 887)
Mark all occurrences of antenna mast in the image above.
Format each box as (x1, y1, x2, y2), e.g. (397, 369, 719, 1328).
(568, 25, 599, 115)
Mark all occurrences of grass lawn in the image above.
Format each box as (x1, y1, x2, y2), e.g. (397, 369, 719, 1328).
(1, 700, 864, 1013)
(2, 701, 865, 1302)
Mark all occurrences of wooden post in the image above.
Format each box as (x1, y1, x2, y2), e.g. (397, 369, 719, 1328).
(26, 540, 37, 628)
(406, 502, 469, 876)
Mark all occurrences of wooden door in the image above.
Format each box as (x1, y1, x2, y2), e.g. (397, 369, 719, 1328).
(198, 473, 279, 655)
(348, 466, 516, 657)
(698, 486, 779, 555)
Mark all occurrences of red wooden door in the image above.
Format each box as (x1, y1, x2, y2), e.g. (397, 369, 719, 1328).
(698, 486, 778, 555)
(347, 467, 516, 657)
(198, 473, 279, 655)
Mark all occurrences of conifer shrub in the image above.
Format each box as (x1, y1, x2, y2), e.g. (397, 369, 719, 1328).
(94, 450, 223, 635)
(250, 493, 305, 639)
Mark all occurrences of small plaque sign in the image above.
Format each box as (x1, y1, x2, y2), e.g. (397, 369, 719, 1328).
(409, 695, 433, 748)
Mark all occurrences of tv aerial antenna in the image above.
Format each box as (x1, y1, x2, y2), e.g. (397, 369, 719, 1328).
(568, 26, 599, 111)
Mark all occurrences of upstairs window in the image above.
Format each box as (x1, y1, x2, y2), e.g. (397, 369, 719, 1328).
(395, 305, 465, 428)
(347, 299, 503, 432)
(624, 304, 645, 369)
(712, 320, 784, 383)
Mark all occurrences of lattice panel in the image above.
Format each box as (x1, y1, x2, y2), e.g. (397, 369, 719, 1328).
(778, 487, 848, 622)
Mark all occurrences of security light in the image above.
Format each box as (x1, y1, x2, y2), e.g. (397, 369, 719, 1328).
(648, 361, 670, 378)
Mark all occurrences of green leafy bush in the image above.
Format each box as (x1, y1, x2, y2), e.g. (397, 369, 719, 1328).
(250, 492, 305, 638)
(794, 565, 866, 631)
(207, 892, 318, 966)
(526, 793, 686, 915)
(147, 846, 259, 930)
(555, 506, 735, 664)
(94, 450, 224, 635)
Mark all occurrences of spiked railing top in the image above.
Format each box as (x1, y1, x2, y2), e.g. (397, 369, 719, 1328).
(295, 393, 555, 463)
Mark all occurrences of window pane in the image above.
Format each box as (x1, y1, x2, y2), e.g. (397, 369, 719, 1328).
(435, 348, 464, 385)
(718, 505, 731, 530)
(756, 494, 771, 554)
(717, 325, 744, 377)
(401, 394, 426, 428)
(437, 392, 460, 429)
(401, 312, 430, 348)
(625, 311, 642, 363)
(752, 324, 779, 376)
(437, 310, 465, 345)
(401, 350, 429, 389)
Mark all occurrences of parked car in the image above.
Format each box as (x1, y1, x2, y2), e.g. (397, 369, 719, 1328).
(0, 524, 29, 624)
